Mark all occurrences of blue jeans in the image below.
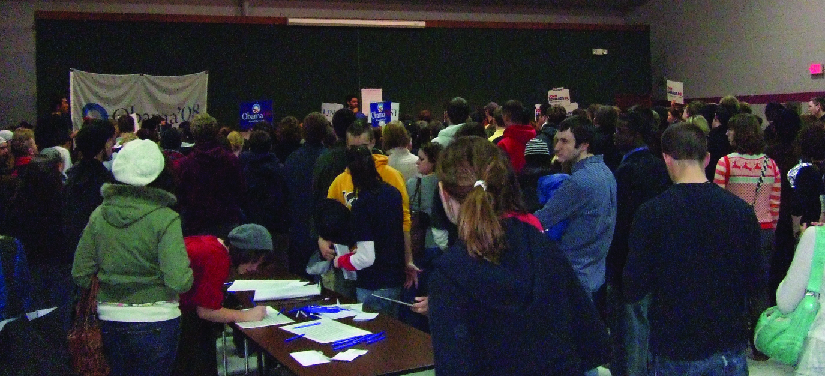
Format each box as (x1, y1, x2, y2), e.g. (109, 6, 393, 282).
(650, 348, 748, 376)
(607, 285, 651, 376)
(100, 318, 181, 376)
(356, 286, 402, 318)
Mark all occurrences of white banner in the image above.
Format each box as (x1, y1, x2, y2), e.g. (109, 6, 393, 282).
(666, 80, 684, 104)
(70, 69, 208, 128)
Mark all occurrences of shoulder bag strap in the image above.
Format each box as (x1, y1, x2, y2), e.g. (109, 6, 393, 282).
(807, 226, 825, 295)
(752, 157, 768, 206)
(416, 177, 423, 210)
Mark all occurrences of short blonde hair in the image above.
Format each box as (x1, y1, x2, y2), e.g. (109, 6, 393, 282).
(381, 121, 410, 150)
(227, 131, 244, 152)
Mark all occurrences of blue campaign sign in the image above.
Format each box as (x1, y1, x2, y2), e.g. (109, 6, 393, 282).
(370, 101, 392, 127)
(239, 100, 273, 130)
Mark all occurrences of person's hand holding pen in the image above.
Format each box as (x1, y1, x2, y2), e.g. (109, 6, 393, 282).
(240, 306, 267, 322)
(410, 296, 428, 315)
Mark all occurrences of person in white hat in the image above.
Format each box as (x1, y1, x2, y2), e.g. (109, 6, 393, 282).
(72, 139, 193, 376)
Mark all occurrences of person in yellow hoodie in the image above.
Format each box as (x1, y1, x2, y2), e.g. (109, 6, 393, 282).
(321, 121, 419, 295)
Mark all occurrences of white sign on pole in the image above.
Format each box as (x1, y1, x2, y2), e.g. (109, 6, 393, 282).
(360, 88, 383, 122)
(321, 103, 344, 122)
(547, 87, 572, 105)
(70, 69, 208, 128)
(390, 103, 400, 122)
(666, 80, 684, 104)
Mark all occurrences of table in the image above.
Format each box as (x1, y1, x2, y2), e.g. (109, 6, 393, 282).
(233, 285, 434, 376)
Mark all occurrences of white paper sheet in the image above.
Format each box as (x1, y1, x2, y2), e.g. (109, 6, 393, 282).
(253, 284, 321, 301)
(317, 309, 359, 320)
(236, 306, 295, 329)
(280, 318, 372, 344)
(227, 279, 306, 292)
(338, 303, 364, 312)
(332, 349, 368, 362)
(352, 312, 379, 321)
(290, 350, 330, 366)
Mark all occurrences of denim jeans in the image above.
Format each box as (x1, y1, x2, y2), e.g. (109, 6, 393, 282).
(100, 318, 181, 376)
(356, 286, 402, 318)
(607, 285, 651, 376)
(650, 347, 748, 376)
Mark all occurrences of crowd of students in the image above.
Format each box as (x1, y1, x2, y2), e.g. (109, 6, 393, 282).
(1, 94, 825, 376)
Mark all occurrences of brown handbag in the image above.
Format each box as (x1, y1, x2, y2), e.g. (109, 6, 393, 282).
(67, 275, 110, 376)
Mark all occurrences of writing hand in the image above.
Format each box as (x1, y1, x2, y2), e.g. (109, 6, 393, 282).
(241, 306, 267, 322)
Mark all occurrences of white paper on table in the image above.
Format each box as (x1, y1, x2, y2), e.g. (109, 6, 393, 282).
(338, 303, 364, 312)
(290, 350, 330, 366)
(227, 279, 306, 292)
(317, 309, 359, 320)
(280, 318, 371, 343)
(332, 349, 368, 362)
(253, 284, 321, 301)
(352, 312, 379, 321)
(236, 306, 295, 329)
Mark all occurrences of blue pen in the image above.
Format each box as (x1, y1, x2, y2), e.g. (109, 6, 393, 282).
(292, 321, 321, 329)
(367, 335, 387, 345)
(332, 335, 366, 347)
(284, 334, 305, 343)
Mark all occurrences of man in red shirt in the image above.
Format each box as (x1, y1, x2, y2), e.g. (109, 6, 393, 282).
(173, 224, 274, 376)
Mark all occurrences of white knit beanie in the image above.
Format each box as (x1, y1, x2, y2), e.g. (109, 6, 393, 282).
(112, 139, 164, 186)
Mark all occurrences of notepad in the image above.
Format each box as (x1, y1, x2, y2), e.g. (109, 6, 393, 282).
(227, 279, 307, 292)
(253, 283, 321, 301)
(280, 318, 371, 344)
(236, 306, 295, 329)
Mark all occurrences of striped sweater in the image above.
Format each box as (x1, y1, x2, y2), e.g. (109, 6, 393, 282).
(713, 153, 781, 228)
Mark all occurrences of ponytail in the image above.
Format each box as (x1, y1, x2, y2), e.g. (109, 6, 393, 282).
(437, 137, 526, 264)
(458, 184, 506, 263)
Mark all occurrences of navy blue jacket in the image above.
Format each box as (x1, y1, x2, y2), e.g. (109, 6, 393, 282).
(239, 151, 289, 235)
(284, 143, 326, 276)
(429, 217, 609, 376)
(351, 183, 406, 290)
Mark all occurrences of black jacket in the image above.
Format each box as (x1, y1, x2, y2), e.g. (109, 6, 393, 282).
(239, 152, 289, 235)
(63, 159, 114, 251)
(606, 148, 670, 290)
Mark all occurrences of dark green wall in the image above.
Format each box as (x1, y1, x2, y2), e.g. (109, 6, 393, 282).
(36, 18, 650, 126)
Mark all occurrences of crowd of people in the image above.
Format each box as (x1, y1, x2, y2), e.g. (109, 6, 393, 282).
(1, 93, 825, 376)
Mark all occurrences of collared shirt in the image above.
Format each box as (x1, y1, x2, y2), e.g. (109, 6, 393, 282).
(533, 155, 617, 292)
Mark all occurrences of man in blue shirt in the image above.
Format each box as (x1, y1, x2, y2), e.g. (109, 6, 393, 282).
(534, 115, 617, 296)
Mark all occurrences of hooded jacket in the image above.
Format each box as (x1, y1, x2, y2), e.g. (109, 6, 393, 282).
(327, 154, 411, 231)
(72, 183, 193, 304)
(429, 216, 609, 375)
(173, 141, 245, 235)
(497, 124, 537, 174)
